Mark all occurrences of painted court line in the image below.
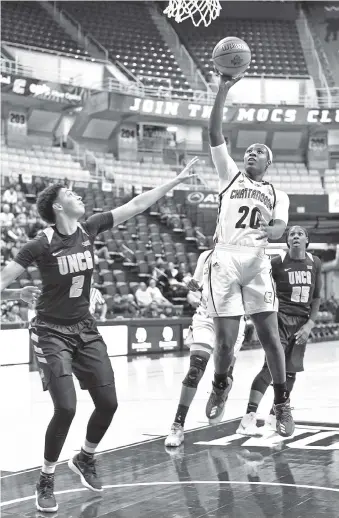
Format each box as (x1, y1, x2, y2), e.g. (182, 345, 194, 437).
(0, 418, 241, 479)
(1, 481, 339, 507)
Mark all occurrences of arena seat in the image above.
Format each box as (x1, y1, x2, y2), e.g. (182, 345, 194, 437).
(59, 1, 193, 94)
(1, 144, 92, 182)
(174, 18, 309, 79)
(1, 1, 87, 57)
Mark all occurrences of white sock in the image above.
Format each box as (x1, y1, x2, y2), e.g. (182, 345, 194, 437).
(42, 459, 57, 475)
(82, 439, 98, 455)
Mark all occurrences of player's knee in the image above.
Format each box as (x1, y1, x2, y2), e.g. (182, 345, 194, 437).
(95, 386, 118, 417)
(55, 403, 76, 424)
(182, 354, 209, 388)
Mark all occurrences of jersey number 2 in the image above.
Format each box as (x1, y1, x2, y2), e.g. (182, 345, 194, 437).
(69, 275, 85, 298)
(235, 206, 261, 229)
(291, 286, 310, 303)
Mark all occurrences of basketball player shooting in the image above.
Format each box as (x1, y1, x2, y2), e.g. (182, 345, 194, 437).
(206, 72, 294, 437)
(237, 226, 322, 436)
(165, 250, 246, 448)
(0, 157, 198, 513)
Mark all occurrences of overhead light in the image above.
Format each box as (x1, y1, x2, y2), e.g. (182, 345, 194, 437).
(167, 126, 177, 132)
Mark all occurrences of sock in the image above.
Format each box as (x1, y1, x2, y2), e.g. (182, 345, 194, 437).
(213, 372, 229, 390)
(273, 383, 289, 405)
(79, 446, 95, 462)
(174, 404, 189, 426)
(246, 402, 258, 414)
(82, 439, 98, 455)
(41, 459, 57, 475)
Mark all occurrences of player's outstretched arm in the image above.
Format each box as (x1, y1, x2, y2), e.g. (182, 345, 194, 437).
(1, 262, 40, 303)
(111, 157, 198, 227)
(209, 74, 243, 190)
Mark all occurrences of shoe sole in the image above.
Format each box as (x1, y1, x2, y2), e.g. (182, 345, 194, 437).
(68, 459, 103, 492)
(164, 436, 184, 447)
(236, 426, 261, 437)
(35, 491, 59, 512)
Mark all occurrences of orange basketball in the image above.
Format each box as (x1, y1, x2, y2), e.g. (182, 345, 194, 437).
(212, 37, 251, 77)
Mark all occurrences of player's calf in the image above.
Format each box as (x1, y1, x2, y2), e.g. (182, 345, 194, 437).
(165, 353, 209, 447)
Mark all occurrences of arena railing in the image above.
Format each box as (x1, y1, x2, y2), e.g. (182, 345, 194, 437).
(91, 77, 339, 108)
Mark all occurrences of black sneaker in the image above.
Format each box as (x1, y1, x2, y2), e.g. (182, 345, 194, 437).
(35, 473, 58, 513)
(68, 453, 103, 492)
(206, 380, 232, 424)
(274, 399, 295, 437)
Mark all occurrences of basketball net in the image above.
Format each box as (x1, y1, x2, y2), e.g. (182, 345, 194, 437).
(164, 0, 221, 27)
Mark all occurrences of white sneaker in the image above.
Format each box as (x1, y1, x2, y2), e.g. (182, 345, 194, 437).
(264, 414, 277, 433)
(164, 423, 184, 447)
(236, 412, 260, 436)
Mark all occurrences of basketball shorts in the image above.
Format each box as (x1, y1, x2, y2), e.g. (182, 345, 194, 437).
(207, 244, 278, 317)
(264, 312, 309, 373)
(29, 316, 115, 391)
(186, 312, 246, 357)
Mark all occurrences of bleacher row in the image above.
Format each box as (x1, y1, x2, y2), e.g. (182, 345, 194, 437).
(1, 1, 310, 95)
(1, 144, 338, 193)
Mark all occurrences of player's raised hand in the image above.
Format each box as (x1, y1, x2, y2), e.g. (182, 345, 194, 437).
(176, 156, 199, 182)
(20, 285, 41, 304)
(186, 278, 201, 292)
(215, 70, 245, 89)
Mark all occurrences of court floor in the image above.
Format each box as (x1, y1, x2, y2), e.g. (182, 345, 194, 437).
(1, 340, 338, 517)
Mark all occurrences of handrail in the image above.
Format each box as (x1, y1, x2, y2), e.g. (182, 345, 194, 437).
(298, 9, 331, 101)
(90, 76, 339, 108)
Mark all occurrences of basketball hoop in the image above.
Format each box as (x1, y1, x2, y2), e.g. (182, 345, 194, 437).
(164, 0, 221, 27)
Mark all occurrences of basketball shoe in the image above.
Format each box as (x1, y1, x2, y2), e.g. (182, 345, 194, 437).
(68, 453, 103, 492)
(165, 423, 184, 447)
(35, 472, 58, 513)
(236, 412, 260, 436)
(205, 377, 233, 424)
(274, 399, 295, 437)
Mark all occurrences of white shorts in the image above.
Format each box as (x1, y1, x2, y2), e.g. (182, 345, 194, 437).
(207, 244, 278, 317)
(186, 312, 246, 356)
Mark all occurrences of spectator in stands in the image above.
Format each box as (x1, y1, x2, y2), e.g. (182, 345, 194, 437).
(122, 294, 140, 318)
(3, 303, 23, 323)
(2, 185, 17, 208)
(325, 11, 339, 42)
(135, 282, 153, 310)
(111, 293, 126, 318)
(0, 204, 15, 227)
(166, 261, 188, 298)
(147, 278, 172, 308)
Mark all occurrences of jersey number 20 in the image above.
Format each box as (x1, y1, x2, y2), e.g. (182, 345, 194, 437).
(69, 275, 85, 298)
(235, 206, 261, 229)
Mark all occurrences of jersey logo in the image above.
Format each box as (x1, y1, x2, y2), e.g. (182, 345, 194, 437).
(57, 251, 93, 275)
(82, 240, 91, 247)
(288, 271, 312, 285)
(307, 265, 313, 270)
(264, 291, 273, 303)
(52, 250, 65, 257)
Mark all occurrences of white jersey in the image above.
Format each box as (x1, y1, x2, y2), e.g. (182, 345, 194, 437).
(191, 249, 213, 319)
(211, 143, 289, 247)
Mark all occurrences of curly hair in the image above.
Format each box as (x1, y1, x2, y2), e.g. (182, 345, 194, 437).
(36, 183, 64, 224)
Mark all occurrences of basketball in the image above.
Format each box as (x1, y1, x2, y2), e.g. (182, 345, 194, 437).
(212, 37, 251, 77)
